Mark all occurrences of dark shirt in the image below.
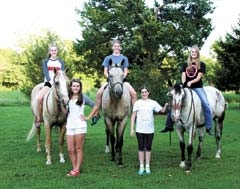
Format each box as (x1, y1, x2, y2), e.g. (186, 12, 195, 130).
(181, 62, 206, 88)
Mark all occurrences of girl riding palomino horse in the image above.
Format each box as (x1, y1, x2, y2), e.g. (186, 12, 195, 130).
(35, 44, 65, 127)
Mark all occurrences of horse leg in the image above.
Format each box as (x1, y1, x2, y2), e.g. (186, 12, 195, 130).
(115, 121, 126, 166)
(110, 132, 116, 162)
(45, 124, 52, 165)
(185, 144, 193, 172)
(105, 129, 110, 153)
(196, 128, 204, 160)
(116, 134, 123, 166)
(215, 118, 222, 159)
(36, 126, 42, 152)
(59, 124, 66, 163)
(196, 135, 204, 160)
(177, 129, 186, 168)
(179, 141, 186, 168)
(185, 126, 195, 173)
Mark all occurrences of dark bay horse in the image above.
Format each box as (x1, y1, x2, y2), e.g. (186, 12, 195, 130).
(102, 60, 131, 166)
(26, 68, 69, 165)
(169, 83, 226, 173)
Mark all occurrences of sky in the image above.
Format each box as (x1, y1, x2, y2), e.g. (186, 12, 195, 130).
(0, 0, 239, 56)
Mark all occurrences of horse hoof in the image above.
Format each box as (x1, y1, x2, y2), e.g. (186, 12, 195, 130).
(179, 161, 185, 168)
(46, 160, 52, 165)
(60, 159, 65, 163)
(105, 146, 110, 153)
(118, 164, 123, 168)
(215, 154, 221, 159)
(185, 170, 191, 175)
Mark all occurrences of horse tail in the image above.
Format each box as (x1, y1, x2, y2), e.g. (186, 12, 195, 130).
(26, 123, 37, 141)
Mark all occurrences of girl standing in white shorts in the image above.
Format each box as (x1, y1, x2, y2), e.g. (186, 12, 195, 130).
(66, 78, 95, 177)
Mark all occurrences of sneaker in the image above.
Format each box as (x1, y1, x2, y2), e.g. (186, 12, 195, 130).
(160, 127, 173, 133)
(138, 168, 144, 175)
(66, 170, 79, 177)
(206, 128, 214, 136)
(145, 167, 151, 174)
(91, 115, 100, 125)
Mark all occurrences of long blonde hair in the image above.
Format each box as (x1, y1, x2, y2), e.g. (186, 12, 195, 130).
(187, 45, 201, 69)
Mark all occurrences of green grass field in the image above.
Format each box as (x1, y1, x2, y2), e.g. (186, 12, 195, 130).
(0, 91, 239, 189)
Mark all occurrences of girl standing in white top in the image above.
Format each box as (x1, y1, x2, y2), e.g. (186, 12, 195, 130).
(66, 78, 95, 177)
(130, 87, 168, 175)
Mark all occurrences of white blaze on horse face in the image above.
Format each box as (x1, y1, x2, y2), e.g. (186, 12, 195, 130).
(57, 71, 69, 104)
(171, 91, 183, 121)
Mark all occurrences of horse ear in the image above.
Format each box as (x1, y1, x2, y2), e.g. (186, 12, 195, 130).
(54, 67, 57, 74)
(116, 59, 124, 67)
(168, 79, 172, 87)
(109, 58, 113, 67)
(120, 59, 124, 66)
(65, 67, 69, 73)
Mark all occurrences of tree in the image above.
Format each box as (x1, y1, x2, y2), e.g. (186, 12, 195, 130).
(0, 49, 26, 90)
(212, 18, 240, 93)
(18, 30, 75, 96)
(74, 0, 214, 103)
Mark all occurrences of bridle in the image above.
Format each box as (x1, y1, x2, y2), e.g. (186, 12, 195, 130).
(45, 73, 68, 116)
(107, 65, 123, 91)
(171, 87, 195, 125)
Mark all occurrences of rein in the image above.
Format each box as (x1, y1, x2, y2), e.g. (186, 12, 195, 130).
(109, 81, 123, 90)
(179, 88, 195, 125)
(107, 65, 123, 92)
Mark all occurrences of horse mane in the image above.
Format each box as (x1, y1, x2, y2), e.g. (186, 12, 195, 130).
(172, 83, 182, 94)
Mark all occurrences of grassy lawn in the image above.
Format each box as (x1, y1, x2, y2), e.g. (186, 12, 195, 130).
(0, 91, 239, 189)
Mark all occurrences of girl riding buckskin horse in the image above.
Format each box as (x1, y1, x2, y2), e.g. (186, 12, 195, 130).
(85, 39, 137, 120)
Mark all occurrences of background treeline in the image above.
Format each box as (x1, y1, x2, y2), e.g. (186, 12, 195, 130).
(0, 0, 240, 104)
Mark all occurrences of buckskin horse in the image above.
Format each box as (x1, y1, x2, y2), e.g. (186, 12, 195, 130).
(26, 68, 69, 165)
(102, 60, 131, 166)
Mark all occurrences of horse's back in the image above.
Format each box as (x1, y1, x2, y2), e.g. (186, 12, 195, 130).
(31, 83, 44, 115)
(203, 86, 225, 117)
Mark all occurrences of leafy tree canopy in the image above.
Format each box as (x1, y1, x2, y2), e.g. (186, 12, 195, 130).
(212, 18, 240, 93)
(17, 30, 75, 96)
(74, 0, 214, 103)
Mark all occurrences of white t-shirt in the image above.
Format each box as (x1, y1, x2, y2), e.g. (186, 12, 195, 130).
(66, 99, 87, 130)
(45, 59, 62, 84)
(133, 99, 162, 134)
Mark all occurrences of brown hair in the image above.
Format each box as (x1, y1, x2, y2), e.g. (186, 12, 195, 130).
(69, 78, 83, 106)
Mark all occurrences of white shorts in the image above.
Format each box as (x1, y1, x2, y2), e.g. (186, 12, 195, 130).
(66, 128, 87, 136)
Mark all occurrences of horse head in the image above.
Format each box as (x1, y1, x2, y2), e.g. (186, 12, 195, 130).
(108, 59, 124, 99)
(169, 83, 185, 122)
(53, 68, 69, 108)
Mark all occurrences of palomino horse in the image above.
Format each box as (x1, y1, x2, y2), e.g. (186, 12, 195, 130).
(169, 83, 226, 173)
(102, 60, 131, 166)
(26, 68, 69, 165)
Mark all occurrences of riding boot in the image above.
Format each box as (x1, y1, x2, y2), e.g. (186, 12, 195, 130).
(160, 114, 174, 133)
(206, 128, 214, 136)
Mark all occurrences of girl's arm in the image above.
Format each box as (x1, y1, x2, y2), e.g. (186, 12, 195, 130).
(187, 72, 203, 87)
(130, 111, 137, 137)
